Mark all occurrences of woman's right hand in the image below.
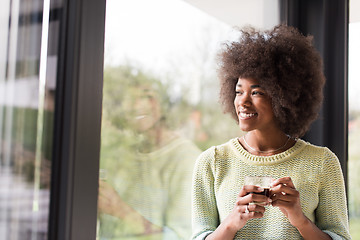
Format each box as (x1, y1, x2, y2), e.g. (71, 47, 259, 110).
(225, 185, 271, 231)
(205, 185, 271, 240)
(98, 180, 125, 217)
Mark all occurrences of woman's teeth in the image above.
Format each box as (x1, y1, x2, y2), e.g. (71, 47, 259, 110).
(239, 112, 256, 118)
(135, 115, 146, 120)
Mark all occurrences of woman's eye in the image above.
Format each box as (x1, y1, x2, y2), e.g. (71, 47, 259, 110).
(145, 94, 155, 99)
(252, 91, 264, 95)
(235, 91, 243, 95)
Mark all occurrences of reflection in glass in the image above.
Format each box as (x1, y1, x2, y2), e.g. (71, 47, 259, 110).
(0, 0, 61, 239)
(98, 0, 280, 239)
(99, 66, 202, 239)
(349, 22, 360, 240)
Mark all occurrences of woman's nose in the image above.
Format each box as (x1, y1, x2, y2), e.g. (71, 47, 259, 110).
(236, 93, 251, 107)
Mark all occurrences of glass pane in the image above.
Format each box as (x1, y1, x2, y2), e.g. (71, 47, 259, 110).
(349, 0, 360, 239)
(98, 0, 280, 239)
(0, 0, 61, 239)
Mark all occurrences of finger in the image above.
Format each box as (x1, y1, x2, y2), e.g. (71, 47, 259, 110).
(271, 199, 295, 208)
(245, 211, 265, 219)
(270, 184, 299, 196)
(237, 193, 271, 206)
(99, 180, 111, 190)
(235, 205, 250, 215)
(237, 205, 265, 218)
(239, 185, 266, 197)
(97, 195, 109, 207)
(247, 204, 266, 214)
(271, 193, 298, 203)
(271, 177, 295, 189)
(248, 193, 271, 205)
(99, 186, 118, 199)
(244, 205, 249, 213)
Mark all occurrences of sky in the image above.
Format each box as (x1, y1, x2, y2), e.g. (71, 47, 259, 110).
(104, 0, 232, 104)
(349, 22, 360, 111)
(104, 0, 231, 70)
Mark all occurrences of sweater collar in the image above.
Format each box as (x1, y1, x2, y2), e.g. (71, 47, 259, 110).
(230, 137, 307, 166)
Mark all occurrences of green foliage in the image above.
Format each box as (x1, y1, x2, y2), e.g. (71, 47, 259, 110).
(350, 217, 360, 240)
(349, 110, 360, 218)
(349, 110, 360, 239)
(102, 64, 241, 152)
(194, 102, 242, 150)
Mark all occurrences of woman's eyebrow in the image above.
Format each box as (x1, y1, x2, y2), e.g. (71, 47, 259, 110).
(236, 84, 261, 88)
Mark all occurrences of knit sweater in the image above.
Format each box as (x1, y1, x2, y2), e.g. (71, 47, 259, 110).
(99, 136, 201, 240)
(191, 138, 351, 240)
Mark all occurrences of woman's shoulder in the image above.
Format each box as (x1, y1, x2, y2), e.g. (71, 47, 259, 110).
(298, 139, 339, 163)
(195, 139, 237, 163)
(193, 139, 237, 175)
(300, 139, 334, 153)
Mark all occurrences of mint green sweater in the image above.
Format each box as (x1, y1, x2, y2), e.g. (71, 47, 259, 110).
(191, 138, 351, 240)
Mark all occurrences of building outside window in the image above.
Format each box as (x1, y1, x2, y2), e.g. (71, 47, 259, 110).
(0, 0, 62, 239)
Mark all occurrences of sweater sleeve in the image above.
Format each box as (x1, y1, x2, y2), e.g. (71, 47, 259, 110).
(191, 147, 219, 240)
(165, 142, 201, 240)
(316, 148, 351, 240)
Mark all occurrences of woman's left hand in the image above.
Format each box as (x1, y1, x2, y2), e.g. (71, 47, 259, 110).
(270, 177, 307, 228)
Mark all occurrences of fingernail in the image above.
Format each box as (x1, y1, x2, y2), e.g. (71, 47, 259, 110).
(258, 187, 264, 191)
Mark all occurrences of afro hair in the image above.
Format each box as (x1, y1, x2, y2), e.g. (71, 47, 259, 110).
(217, 24, 325, 138)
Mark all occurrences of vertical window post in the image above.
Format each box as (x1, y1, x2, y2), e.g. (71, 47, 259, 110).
(48, 0, 106, 239)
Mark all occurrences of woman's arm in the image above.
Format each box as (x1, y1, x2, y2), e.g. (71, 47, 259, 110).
(98, 180, 162, 235)
(271, 162, 350, 240)
(165, 145, 201, 240)
(191, 148, 219, 239)
(270, 177, 331, 240)
(296, 217, 332, 240)
(315, 150, 351, 239)
(192, 148, 271, 240)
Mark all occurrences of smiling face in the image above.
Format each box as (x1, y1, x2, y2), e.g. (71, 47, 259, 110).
(234, 78, 279, 133)
(123, 85, 162, 132)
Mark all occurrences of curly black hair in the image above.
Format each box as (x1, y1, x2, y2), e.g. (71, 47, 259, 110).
(217, 24, 325, 138)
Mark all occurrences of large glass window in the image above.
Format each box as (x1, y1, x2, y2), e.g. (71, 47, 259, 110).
(349, 0, 360, 239)
(0, 0, 61, 239)
(97, 0, 280, 239)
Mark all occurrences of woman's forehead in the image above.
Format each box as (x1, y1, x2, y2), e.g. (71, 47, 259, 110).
(236, 78, 261, 87)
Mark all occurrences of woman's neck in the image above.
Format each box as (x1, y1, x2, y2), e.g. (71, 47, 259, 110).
(240, 131, 293, 156)
(138, 125, 176, 153)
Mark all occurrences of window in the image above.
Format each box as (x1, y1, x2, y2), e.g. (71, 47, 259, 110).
(97, 0, 280, 239)
(0, 0, 61, 239)
(348, 0, 360, 238)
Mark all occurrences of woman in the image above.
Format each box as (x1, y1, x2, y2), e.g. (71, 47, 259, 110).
(98, 67, 201, 239)
(191, 25, 351, 239)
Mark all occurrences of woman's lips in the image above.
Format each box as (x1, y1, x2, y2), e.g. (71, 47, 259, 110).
(239, 112, 257, 120)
